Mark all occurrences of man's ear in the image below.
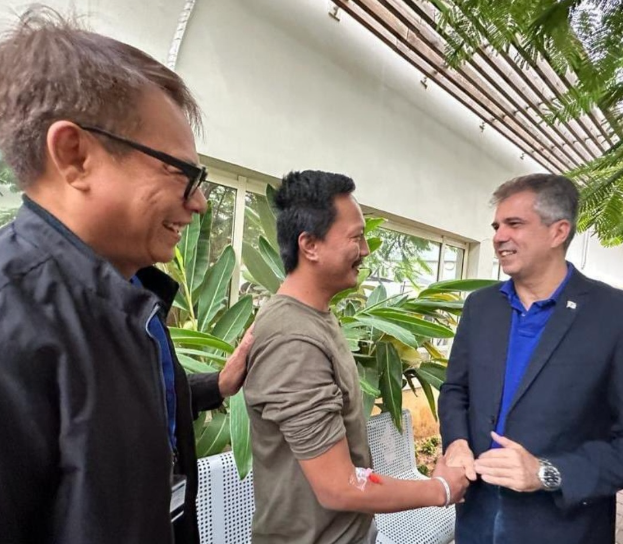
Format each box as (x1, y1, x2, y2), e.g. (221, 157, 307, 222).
(550, 219, 571, 249)
(46, 121, 93, 191)
(299, 232, 319, 263)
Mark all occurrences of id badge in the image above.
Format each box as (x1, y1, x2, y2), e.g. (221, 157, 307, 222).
(170, 474, 187, 522)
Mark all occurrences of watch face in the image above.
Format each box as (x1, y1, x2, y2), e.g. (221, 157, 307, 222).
(538, 460, 561, 491)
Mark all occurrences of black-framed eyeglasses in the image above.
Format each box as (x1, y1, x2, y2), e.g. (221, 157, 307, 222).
(77, 124, 207, 201)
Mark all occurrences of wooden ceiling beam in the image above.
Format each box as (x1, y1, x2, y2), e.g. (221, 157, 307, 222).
(333, 0, 571, 173)
(343, 0, 577, 171)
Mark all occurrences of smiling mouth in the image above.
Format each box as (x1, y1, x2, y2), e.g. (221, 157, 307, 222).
(498, 249, 516, 258)
(163, 222, 184, 236)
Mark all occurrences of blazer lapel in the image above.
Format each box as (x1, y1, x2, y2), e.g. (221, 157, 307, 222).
(485, 291, 513, 421)
(507, 270, 591, 413)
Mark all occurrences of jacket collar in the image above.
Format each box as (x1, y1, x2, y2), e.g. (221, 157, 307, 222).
(18, 196, 179, 315)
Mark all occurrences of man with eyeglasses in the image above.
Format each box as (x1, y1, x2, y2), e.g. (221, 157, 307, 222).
(0, 8, 251, 544)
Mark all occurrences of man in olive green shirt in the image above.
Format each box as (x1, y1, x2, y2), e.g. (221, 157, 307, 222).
(245, 170, 468, 544)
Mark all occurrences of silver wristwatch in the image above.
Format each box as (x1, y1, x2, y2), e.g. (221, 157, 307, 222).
(537, 458, 562, 491)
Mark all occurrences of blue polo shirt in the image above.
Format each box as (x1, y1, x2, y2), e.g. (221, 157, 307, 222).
(130, 276, 177, 453)
(493, 263, 574, 443)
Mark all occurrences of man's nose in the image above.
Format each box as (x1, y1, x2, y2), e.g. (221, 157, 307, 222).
(492, 225, 508, 244)
(360, 237, 370, 258)
(186, 187, 208, 214)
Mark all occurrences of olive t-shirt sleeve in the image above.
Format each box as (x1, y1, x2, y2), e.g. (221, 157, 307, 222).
(245, 335, 346, 460)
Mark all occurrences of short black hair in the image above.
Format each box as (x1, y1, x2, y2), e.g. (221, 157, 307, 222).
(274, 170, 356, 273)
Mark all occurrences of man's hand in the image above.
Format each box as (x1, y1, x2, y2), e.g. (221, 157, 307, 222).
(431, 454, 470, 505)
(217, 325, 254, 398)
(444, 438, 477, 481)
(474, 431, 541, 492)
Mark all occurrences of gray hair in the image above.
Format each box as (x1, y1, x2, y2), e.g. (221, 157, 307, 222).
(0, 6, 202, 188)
(491, 173, 579, 249)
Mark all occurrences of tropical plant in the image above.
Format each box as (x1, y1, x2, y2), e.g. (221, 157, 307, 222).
(431, 0, 623, 244)
(0, 153, 17, 188)
(0, 154, 21, 228)
(242, 188, 497, 432)
(159, 202, 254, 478)
(0, 207, 18, 228)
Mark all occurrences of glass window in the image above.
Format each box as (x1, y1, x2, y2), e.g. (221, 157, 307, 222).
(366, 227, 441, 295)
(492, 258, 509, 281)
(441, 246, 465, 281)
(205, 182, 236, 267)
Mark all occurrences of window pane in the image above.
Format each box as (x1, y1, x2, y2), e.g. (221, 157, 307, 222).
(492, 258, 501, 279)
(205, 182, 236, 267)
(491, 258, 509, 281)
(366, 227, 441, 295)
(441, 246, 464, 281)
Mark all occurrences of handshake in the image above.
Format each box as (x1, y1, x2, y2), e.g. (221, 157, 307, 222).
(432, 432, 545, 506)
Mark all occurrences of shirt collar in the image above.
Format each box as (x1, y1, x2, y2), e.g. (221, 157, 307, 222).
(500, 262, 575, 308)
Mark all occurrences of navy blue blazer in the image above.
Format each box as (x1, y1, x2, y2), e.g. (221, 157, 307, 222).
(439, 270, 623, 544)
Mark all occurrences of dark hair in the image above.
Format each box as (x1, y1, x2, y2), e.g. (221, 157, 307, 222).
(274, 170, 356, 273)
(0, 6, 202, 188)
(491, 173, 579, 249)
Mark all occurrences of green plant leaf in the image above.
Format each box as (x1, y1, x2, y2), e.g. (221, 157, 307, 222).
(256, 194, 279, 251)
(176, 349, 226, 368)
(169, 328, 234, 353)
(230, 390, 253, 479)
(341, 322, 366, 352)
(366, 284, 388, 308)
(404, 299, 464, 312)
(366, 308, 455, 338)
(196, 412, 230, 458)
(197, 245, 235, 330)
(353, 314, 418, 348)
(364, 217, 385, 234)
(358, 363, 380, 419)
(367, 237, 382, 254)
(175, 353, 220, 374)
(242, 242, 282, 293)
(191, 204, 213, 295)
(421, 278, 499, 297)
(422, 342, 448, 363)
(258, 236, 285, 280)
(359, 377, 381, 398)
(179, 214, 200, 284)
(376, 342, 403, 431)
(211, 295, 254, 344)
(414, 362, 447, 390)
(407, 372, 438, 422)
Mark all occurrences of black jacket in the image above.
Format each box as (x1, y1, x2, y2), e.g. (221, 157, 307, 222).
(0, 198, 222, 544)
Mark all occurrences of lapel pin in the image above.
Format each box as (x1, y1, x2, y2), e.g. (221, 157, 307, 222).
(566, 300, 576, 310)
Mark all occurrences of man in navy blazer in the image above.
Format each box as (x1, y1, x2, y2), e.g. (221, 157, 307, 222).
(439, 173, 623, 544)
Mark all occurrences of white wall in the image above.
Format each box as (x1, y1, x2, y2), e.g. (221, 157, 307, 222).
(0, 0, 622, 287)
(177, 0, 543, 246)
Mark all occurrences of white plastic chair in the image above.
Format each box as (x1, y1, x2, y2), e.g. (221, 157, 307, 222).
(195, 410, 455, 544)
(367, 410, 456, 544)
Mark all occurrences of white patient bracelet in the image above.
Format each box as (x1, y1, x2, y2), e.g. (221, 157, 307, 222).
(432, 476, 451, 508)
